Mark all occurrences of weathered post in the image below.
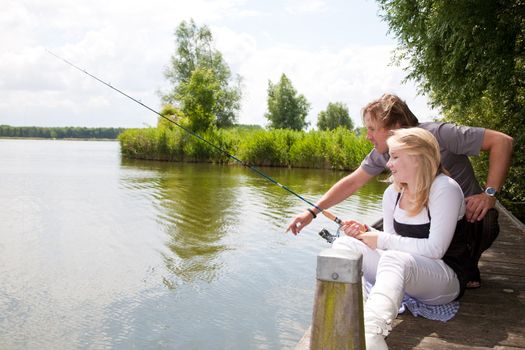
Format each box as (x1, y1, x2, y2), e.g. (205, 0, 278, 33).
(309, 248, 365, 350)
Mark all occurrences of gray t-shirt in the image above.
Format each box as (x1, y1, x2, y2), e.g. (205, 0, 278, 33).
(360, 122, 485, 196)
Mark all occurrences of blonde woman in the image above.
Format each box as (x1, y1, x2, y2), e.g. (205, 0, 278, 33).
(333, 128, 469, 350)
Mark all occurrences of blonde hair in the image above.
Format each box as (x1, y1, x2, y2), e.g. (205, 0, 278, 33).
(362, 93, 419, 129)
(387, 127, 447, 216)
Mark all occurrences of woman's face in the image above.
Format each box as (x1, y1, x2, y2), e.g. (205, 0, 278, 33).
(386, 147, 418, 185)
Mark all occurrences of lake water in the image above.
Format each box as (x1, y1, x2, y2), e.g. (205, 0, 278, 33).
(0, 139, 386, 349)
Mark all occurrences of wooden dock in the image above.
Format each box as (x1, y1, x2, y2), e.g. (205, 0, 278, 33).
(296, 204, 525, 349)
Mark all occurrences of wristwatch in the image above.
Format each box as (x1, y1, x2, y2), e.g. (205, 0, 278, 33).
(484, 187, 497, 197)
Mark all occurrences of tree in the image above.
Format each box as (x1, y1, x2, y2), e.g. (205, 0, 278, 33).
(265, 74, 310, 130)
(163, 19, 242, 130)
(157, 104, 185, 130)
(377, 1, 524, 113)
(376, 0, 525, 217)
(317, 102, 354, 131)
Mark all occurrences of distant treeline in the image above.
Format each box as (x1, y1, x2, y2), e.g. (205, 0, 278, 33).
(0, 125, 126, 139)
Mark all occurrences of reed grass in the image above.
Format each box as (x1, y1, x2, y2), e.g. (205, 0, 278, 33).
(119, 126, 372, 171)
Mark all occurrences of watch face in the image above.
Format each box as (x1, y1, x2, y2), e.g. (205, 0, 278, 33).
(485, 187, 497, 196)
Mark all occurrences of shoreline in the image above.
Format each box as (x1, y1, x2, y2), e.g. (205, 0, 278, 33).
(0, 137, 118, 141)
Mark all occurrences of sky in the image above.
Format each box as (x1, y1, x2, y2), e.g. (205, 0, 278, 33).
(0, 0, 439, 129)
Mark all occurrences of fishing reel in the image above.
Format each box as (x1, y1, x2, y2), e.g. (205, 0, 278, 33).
(318, 228, 339, 244)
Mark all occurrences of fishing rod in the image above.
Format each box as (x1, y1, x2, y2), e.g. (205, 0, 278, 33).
(46, 49, 346, 231)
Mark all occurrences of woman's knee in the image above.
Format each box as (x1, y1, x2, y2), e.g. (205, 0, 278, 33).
(378, 250, 414, 273)
(332, 236, 375, 256)
(333, 235, 359, 249)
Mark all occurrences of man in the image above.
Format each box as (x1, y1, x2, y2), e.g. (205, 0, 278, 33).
(287, 94, 513, 288)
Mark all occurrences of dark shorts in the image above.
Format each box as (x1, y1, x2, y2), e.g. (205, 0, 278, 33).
(464, 208, 500, 281)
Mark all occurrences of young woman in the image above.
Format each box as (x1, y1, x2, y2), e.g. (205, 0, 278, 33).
(332, 127, 469, 350)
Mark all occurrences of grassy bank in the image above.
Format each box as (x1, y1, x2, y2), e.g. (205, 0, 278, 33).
(118, 126, 372, 171)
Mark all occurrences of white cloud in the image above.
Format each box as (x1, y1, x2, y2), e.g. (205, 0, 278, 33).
(0, 0, 437, 128)
(285, 0, 327, 15)
(214, 29, 437, 127)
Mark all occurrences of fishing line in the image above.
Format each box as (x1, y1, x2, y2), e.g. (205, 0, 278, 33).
(47, 50, 344, 228)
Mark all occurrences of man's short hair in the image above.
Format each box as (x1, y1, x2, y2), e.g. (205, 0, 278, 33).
(362, 94, 419, 128)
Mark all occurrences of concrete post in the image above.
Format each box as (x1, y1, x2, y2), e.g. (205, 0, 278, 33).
(309, 248, 365, 350)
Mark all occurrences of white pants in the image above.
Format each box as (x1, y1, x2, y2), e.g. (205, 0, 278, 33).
(332, 236, 460, 307)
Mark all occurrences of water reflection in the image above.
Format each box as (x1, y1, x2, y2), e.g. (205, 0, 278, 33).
(120, 160, 248, 288)
(239, 166, 349, 228)
(245, 166, 388, 226)
(120, 160, 388, 290)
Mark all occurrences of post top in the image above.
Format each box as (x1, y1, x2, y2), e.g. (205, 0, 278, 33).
(316, 248, 362, 284)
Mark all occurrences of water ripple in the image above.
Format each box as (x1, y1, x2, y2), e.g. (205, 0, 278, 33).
(0, 141, 387, 350)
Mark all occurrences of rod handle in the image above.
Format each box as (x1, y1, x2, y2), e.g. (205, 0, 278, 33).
(322, 210, 367, 233)
(321, 210, 342, 225)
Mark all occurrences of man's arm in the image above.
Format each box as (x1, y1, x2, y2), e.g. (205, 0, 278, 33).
(286, 166, 374, 234)
(465, 129, 513, 222)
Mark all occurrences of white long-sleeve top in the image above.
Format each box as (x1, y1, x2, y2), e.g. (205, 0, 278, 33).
(377, 174, 465, 259)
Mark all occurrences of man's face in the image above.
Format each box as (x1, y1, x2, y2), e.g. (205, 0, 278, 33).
(364, 112, 394, 154)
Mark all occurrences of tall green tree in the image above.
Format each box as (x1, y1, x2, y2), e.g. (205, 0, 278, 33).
(265, 74, 310, 130)
(163, 19, 242, 130)
(317, 102, 354, 131)
(376, 0, 525, 216)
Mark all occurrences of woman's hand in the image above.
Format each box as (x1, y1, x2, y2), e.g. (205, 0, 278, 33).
(340, 220, 367, 238)
(341, 220, 378, 249)
(356, 231, 379, 250)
